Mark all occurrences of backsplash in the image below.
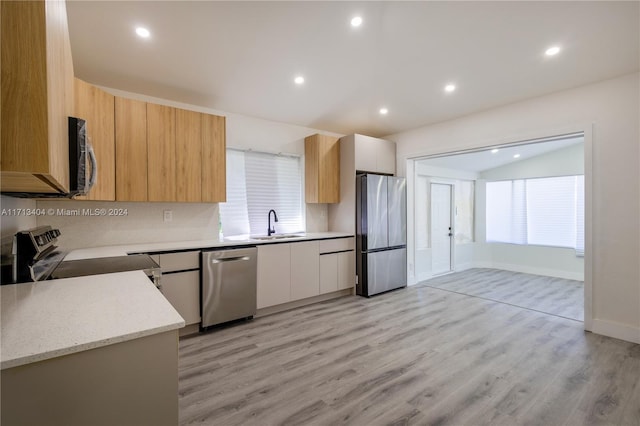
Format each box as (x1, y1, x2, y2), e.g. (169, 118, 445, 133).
(36, 200, 219, 251)
(32, 200, 328, 251)
(1, 196, 37, 238)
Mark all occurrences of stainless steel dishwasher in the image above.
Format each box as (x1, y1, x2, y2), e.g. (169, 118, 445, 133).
(201, 247, 257, 329)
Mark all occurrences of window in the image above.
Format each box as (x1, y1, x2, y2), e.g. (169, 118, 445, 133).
(220, 149, 304, 237)
(486, 176, 584, 255)
(455, 180, 475, 244)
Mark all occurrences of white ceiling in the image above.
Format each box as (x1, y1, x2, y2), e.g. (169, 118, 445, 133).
(417, 136, 584, 173)
(67, 1, 639, 138)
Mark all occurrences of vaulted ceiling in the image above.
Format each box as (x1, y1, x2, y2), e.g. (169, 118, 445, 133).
(67, 1, 639, 137)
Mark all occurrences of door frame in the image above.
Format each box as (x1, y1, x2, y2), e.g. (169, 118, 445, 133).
(430, 180, 455, 275)
(404, 124, 593, 332)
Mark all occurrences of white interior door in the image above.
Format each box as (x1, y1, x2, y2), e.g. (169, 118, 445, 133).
(431, 183, 453, 275)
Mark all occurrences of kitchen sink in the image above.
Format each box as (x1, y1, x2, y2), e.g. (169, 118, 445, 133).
(251, 233, 306, 241)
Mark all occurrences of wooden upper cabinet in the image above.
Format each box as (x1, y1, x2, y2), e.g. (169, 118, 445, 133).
(1, 0, 74, 193)
(202, 114, 226, 203)
(305, 134, 340, 203)
(112, 97, 225, 203)
(175, 109, 202, 202)
(115, 97, 147, 201)
(73, 78, 115, 201)
(147, 104, 176, 201)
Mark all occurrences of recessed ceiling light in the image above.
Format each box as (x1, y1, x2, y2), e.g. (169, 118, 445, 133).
(513, 154, 521, 158)
(294, 76, 305, 85)
(444, 84, 456, 93)
(135, 27, 151, 38)
(379, 107, 388, 115)
(545, 46, 560, 56)
(351, 16, 363, 27)
(491, 149, 499, 154)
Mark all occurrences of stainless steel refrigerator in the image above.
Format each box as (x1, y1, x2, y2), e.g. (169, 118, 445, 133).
(356, 174, 407, 297)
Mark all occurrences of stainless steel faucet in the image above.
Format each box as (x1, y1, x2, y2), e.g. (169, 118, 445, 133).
(268, 209, 278, 236)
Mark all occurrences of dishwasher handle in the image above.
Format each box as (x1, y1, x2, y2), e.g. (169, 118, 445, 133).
(210, 256, 251, 264)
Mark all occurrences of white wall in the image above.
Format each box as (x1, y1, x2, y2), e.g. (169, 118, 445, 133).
(34, 201, 217, 251)
(389, 72, 640, 343)
(16, 87, 344, 249)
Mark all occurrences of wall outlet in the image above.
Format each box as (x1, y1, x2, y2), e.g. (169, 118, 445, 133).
(163, 210, 173, 223)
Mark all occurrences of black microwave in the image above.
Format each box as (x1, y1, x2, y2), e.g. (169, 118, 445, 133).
(2, 117, 96, 198)
(68, 116, 96, 197)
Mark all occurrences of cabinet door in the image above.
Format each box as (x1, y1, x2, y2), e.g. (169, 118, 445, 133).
(175, 109, 202, 202)
(319, 254, 338, 294)
(115, 97, 147, 201)
(158, 251, 200, 273)
(305, 134, 340, 203)
(74, 78, 115, 201)
(338, 251, 356, 290)
(161, 271, 200, 325)
(257, 244, 291, 308)
(147, 103, 176, 201)
(354, 135, 378, 173)
(376, 138, 396, 175)
(202, 114, 226, 202)
(0, 0, 74, 193)
(291, 241, 320, 300)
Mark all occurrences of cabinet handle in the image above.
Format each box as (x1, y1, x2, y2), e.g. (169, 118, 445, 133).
(87, 141, 98, 191)
(211, 256, 250, 263)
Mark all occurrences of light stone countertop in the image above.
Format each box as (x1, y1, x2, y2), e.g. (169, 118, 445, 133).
(64, 232, 354, 260)
(1, 271, 185, 370)
(1, 232, 353, 370)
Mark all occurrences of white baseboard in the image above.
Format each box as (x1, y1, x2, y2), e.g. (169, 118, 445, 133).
(412, 261, 583, 284)
(410, 272, 432, 285)
(454, 262, 475, 272)
(473, 261, 584, 281)
(591, 319, 640, 344)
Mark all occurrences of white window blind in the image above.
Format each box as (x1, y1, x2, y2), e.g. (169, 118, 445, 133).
(575, 176, 585, 256)
(220, 149, 304, 237)
(486, 180, 527, 244)
(486, 176, 584, 255)
(526, 176, 576, 248)
(220, 150, 250, 236)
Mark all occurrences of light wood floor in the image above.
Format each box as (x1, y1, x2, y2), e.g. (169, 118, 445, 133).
(422, 268, 584, 321)
(178, 283, 639, 426)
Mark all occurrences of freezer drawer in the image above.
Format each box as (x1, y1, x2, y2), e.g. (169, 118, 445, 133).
(201, 247, 257, 328)
(358, 248, 407, 297)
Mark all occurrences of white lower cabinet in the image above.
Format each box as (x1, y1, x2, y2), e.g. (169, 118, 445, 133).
(337, 251, 356, 290)
(291, 241, 320, 300)
(255, 238, 354, 310)
(319, 254, 338, 294)
(154, 251, 201, 326)
(160, 271, 200, 325)
(319, 237, 355, 294)
(257, 244, 291, 309)
(319, 250, 355, 294)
